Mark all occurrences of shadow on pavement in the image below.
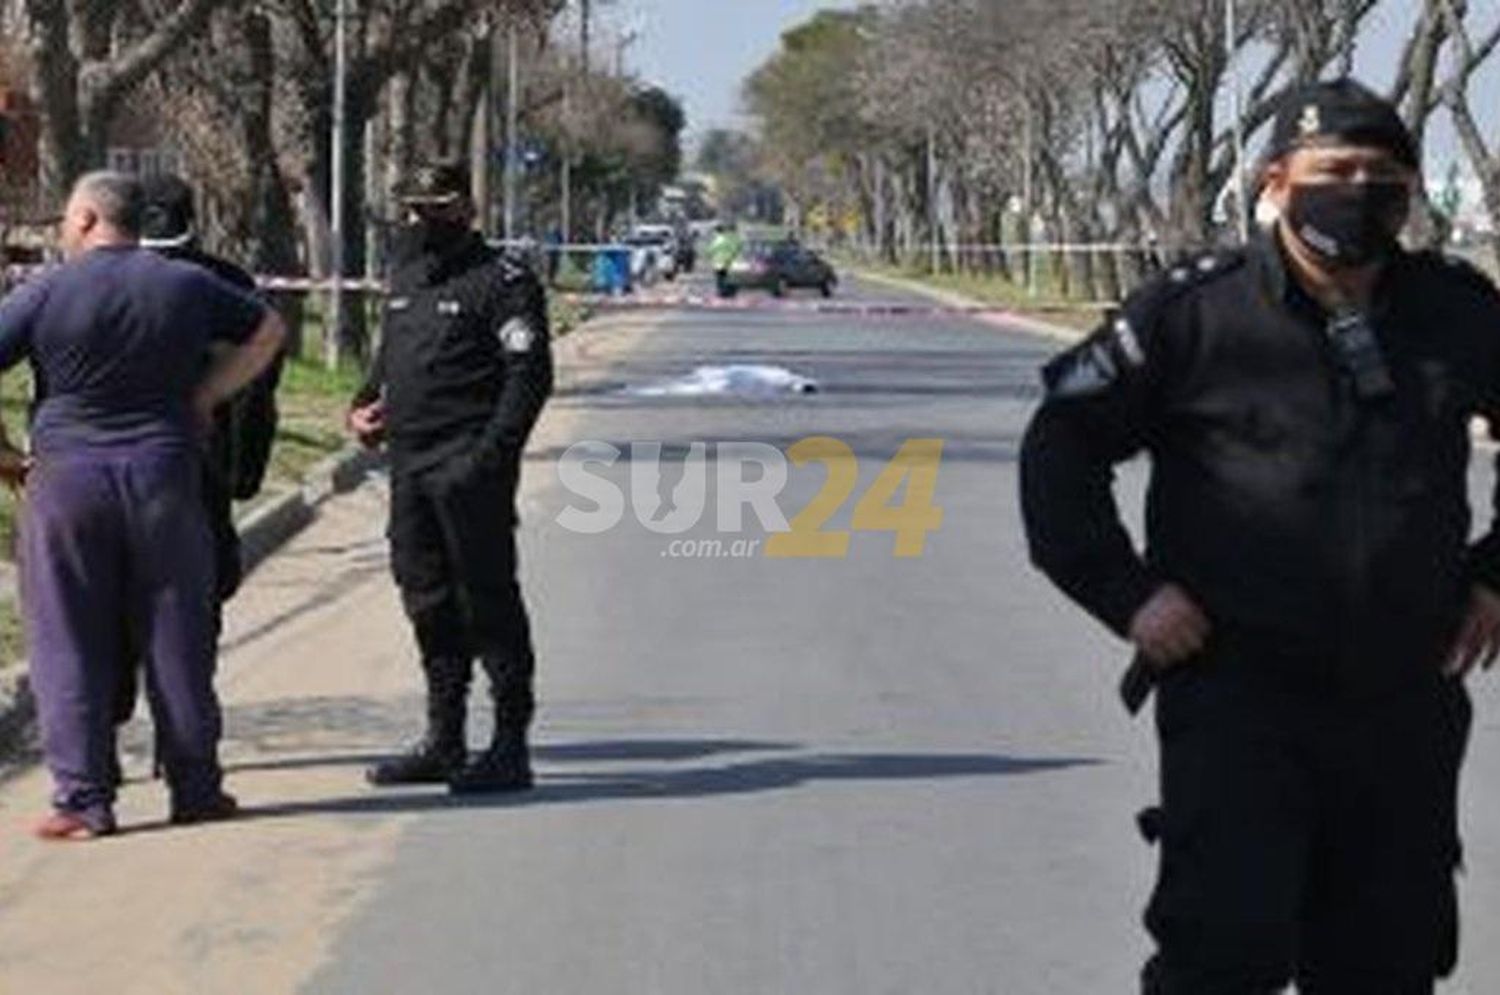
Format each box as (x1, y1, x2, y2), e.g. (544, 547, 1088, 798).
(224, 738, 800, 775)
(218, 560, 389, 654)
(231, 751, 1101, 823)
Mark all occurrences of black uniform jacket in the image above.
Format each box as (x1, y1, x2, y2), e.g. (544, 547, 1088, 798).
(1021, 232, 1500, 681)
(162, 245, 283, 503)
(355, 232, 554, 479)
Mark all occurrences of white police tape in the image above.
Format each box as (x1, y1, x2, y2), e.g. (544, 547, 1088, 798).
(255, 275, 388, 293)
(1, 266, 390, 295)
(3, 265, 1099, 319)
(581, 292, 1079, 317)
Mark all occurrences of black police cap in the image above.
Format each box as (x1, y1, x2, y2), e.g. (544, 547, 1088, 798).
(139, 172, 196, 243)
(1266, 79, 1420, 170)
(394, 161, 471, 205)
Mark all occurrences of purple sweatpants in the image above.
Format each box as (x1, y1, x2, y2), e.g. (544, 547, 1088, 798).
(21, 449, 221, 821)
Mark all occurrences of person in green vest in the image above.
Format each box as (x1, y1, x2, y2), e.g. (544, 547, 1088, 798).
(707, 222, 743, 298)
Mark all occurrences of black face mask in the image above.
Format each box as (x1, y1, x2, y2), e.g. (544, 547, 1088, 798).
(390, 217, 469, 263)
(1285, 182, 1409, 268)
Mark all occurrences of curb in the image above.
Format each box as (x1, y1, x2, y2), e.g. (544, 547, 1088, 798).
(0, 660, 32, 770)
(849, 267, 1091, 343)
(0, 444, 385, 771)
(0, 303, 618, 773)
(239, 446, 384, 574)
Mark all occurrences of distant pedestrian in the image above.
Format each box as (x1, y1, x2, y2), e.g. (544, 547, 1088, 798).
(0, 172, 285, 840)
(708, 221, 743, 298)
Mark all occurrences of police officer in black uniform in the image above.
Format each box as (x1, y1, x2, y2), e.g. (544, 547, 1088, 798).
(351, 161, 552, 794)
(111, 172, 284, 774)
(1021, 80, 1500, 993)
(138, 173, 284, 602)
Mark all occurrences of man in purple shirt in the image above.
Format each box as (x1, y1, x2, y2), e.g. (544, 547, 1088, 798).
(0, 172, 285, 840)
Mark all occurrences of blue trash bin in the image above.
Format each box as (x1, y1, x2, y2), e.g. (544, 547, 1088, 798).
(590, 247, 632, 295)
(591, 250, 612, 293)
(608, 247, 632, 295)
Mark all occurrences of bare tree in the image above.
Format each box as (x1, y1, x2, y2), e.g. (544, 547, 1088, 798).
(1429, 0, 1500, 267)
(19, 0, 238, 198)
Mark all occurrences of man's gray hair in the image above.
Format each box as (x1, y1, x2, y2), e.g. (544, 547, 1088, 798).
(71, 171, 146, 237)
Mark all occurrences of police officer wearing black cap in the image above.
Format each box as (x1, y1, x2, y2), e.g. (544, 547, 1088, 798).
(1021, 79, 1500, 993)
(110, 173, 284, 772)
(137, 173, 283, 603)
(351, 160, 552, 794)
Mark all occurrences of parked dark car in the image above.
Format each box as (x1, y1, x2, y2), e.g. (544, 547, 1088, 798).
(723, 240, 837, 298)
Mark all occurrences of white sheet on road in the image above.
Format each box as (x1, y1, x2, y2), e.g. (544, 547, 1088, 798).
(624, 364, 819, 398)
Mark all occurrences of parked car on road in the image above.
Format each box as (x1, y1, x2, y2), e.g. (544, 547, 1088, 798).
(625, 225, 680, 283)
(723, 240, 837, 298)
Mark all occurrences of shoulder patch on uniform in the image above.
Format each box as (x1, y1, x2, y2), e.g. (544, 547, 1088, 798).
(492, 251, 535, 285)
(498, 316, 537, 353)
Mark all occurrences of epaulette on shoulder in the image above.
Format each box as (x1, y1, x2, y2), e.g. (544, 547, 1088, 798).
(1127, 248, 1248, 317)
(489, 247, 536, 285)
(1420, 250, 1500, 297)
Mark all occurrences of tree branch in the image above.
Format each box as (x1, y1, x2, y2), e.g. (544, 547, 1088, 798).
(87, 0, 232, 113)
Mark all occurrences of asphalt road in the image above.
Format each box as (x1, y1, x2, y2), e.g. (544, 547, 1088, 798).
(2, 272, 1498, 994)
(307, 273, 1153, 994)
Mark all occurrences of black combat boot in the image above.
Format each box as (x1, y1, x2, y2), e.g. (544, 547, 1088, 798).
(448, 723, 532, 794)
(367, 657, 470, 786)
(448, 651, 534, 794)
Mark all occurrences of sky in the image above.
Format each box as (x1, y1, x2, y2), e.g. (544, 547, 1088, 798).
(627, 0, 859, 143)
(1345, 0, 1499, 176)
(620, 0, 1498, 178)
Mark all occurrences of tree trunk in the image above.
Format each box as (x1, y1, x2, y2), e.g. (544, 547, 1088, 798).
(241, 8, 303, 353)
(26, 0, 86, 198)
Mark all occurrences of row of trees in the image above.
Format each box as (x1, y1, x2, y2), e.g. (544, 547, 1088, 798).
(0, 0, 686, 334)
(743, 1, 1500, 299)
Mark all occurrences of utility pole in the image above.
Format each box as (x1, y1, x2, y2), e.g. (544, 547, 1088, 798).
(474, 21, 495, 238)
(1227, 0, 1250, 243)
(504, 20, 520, 242)
(561, 0, 590, 244)
(327, 0, 349, 370)
(926, 124, 939, 275)
(560, 74, 572, 243)
(581, 0, 591, 72)
(1022, 81, 1036, 297)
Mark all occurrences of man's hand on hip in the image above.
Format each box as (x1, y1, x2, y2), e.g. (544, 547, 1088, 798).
(1130, 584, 1212, 671)
(0, 445, 31, 491)
(348, 402, 386, 449)
(1445, 584, 1500, 678)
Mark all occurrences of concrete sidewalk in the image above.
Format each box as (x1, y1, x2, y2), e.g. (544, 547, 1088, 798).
(0, 310, 662, 995)
(846, 266, 1092, 343)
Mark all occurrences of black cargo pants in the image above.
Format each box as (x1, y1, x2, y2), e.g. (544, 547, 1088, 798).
(1141, 642, 1470, 995)
(388, 451, 536, 727)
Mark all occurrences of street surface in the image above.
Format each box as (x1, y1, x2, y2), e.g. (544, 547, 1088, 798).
(1, 273, 1497, 994)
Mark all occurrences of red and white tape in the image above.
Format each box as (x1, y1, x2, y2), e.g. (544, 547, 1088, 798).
(582, 292, 1076, 318)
